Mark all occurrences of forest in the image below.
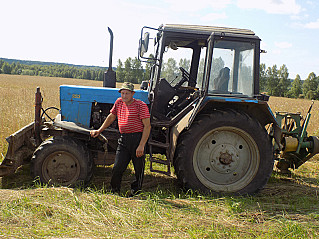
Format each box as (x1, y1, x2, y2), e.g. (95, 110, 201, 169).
(0, 57, 318, 100)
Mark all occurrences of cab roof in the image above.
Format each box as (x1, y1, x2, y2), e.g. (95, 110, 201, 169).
(162, 24, 256, 36)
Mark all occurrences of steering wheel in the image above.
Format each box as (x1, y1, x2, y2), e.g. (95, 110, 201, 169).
(174, 67, 196, 89)
(174, 67, 191, 89)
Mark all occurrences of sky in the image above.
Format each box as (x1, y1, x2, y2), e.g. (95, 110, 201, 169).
(0, 0, 318, 80)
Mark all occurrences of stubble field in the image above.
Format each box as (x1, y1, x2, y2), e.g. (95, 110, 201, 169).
(0, 74, 319, 238)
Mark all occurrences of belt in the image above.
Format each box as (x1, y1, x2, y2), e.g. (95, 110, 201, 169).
(121, 132, 143, 136)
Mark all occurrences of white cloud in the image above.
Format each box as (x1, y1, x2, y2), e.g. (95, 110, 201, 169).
(272, 49, 282, 55)
(306, 1, 316, 6)
(163, 0, 232, 12)
(275, 41, 293, 48)
(201, 12, 228, 22)
(236, 0, 302, 15)
(290, 15, 301, 20)
(304, 19, 319, 29)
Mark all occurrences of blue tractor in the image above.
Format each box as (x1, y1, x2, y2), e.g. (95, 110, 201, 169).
(1, 24, 319, 194)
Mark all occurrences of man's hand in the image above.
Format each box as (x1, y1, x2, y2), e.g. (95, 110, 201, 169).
(135, 117, 151, 158)
(90, 130, 100, 138)
(90, 113, 116, 138)
(136, 145, 145, 158)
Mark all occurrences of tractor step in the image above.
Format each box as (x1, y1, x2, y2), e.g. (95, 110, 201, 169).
(149, 154, 171, 176)
(149, 157, 170, 165)
(150, 168, 171, 176)
(148, 140, 169, 149)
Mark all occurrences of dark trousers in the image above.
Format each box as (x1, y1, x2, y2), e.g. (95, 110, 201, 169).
(110, 132, 145, 193)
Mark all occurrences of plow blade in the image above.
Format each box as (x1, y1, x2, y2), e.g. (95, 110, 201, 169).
(0, 122, 36, 177)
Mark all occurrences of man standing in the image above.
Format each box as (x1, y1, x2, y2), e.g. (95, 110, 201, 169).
(90, 82, 151, 196)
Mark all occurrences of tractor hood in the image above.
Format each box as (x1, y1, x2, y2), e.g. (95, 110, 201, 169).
(59, 85, 149, 127)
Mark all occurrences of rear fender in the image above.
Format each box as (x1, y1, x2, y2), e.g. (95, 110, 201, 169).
(197, 98, 282, 148)
(169, 98, 283, 163)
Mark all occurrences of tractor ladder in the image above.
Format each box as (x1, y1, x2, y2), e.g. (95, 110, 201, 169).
(148, 121, 171, 176)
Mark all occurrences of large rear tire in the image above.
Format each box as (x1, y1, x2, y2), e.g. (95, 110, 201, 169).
(174, 109, 273, 195)
(31, 136, 92, 186)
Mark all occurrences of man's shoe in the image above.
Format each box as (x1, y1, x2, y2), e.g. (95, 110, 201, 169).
(127, 189, 141, 197)
(111, 188, 120, 195)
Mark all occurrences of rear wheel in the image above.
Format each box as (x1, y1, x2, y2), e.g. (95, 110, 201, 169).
(31, 137, 92, 186)
(174, 109, 273, 195)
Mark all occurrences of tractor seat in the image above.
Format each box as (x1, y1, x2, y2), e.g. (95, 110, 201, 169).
(213, 67, 230, 92)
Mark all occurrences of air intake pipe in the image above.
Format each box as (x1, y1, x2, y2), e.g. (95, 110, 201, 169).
(103, 27, 116, 88)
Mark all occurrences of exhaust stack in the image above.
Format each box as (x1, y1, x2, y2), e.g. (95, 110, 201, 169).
(103, 27, 116, 88)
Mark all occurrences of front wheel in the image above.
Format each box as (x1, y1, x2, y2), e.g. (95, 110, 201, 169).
(31, 136, 92, 186)
(174, 110, 274, 195)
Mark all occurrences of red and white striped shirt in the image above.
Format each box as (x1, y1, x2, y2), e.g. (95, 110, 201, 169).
(110, 98, 150, 134)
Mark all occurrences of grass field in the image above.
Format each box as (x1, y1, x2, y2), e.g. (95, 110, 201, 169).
(0, 74, 319, 238)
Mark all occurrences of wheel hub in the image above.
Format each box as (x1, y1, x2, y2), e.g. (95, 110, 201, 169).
(54, 163, 68, 178)
(219, 152, 233, 165)
(210, 144, 239, 174)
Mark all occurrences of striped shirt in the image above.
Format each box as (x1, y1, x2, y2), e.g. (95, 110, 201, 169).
(110, 98, 150, 134)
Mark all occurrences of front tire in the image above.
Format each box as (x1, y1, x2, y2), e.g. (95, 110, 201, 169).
(31, 136, 92, 186)
(174, 109, 273, 195)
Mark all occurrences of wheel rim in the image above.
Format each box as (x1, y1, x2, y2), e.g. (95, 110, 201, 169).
(42, 150, 81, 185)
(193, 126, 260, 192)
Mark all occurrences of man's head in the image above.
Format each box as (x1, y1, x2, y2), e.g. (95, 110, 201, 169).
(119, 82, 134, 92)
(119, 82, 135, 104)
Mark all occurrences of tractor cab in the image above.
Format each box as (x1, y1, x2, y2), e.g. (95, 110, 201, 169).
(139, 24, 265, 122)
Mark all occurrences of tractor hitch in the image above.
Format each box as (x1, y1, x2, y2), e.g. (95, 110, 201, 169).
(0, 122, 35, 177)
(275, 102, 319, 172)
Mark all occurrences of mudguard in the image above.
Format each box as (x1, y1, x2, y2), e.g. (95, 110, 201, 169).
(52, 119, 108, 143)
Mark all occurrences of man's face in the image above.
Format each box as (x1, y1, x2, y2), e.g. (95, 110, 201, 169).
(120, 89, 134, 104)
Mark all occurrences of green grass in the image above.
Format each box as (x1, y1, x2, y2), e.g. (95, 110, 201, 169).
(1, 159, 319, 238)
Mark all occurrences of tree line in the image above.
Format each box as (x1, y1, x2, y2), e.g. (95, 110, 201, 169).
(1, 58, 318, 100)
(260, 63, 319, 100)
(0, 60, 106, 81)
(0, 58, 151, 84)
